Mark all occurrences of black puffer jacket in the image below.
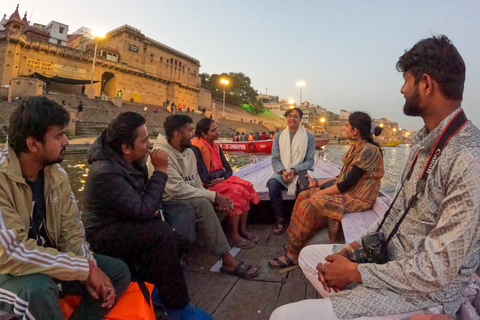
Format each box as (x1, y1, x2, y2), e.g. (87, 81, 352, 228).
(82, 130, 167, 239)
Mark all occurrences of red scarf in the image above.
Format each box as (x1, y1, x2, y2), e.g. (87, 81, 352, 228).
(191, 137, 223, 172)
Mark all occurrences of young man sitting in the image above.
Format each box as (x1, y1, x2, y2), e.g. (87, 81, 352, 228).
(148, 114, 258, 278)
(0, 96, 131, 320)
(82, 112, 211, 320)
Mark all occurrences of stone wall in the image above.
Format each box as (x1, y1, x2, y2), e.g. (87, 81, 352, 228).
(0, 29, 202, 110)
(8, 77, 43, 101)
(198, 88, 212, 110)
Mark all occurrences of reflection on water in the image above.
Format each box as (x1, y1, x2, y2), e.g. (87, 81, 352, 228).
(63, 144, 410, 208)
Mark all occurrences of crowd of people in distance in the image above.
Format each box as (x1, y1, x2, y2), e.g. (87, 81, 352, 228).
(0, 35, 479, 320)
(233, 131, 274, 141)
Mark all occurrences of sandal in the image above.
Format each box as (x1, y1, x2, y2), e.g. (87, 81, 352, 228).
(220, 261, 258, 279)
(268, 254, 297, 269)
(229, 238, 256, 249)
(272, 223, 285, 235)
(241, 232, 260, 243)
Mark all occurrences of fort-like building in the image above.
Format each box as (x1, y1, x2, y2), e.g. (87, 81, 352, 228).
(0, 5, 210, 109)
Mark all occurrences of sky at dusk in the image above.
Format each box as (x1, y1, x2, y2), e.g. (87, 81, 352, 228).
(3, 0, 480, 130)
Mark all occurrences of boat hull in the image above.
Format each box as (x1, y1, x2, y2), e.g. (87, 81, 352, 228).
(380, 141, 403, 147)
(315, 139, 330, 148)
(216, 140, 273, 153)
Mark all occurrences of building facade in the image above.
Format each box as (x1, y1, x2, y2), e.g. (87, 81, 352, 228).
(0, 5, 207, 109)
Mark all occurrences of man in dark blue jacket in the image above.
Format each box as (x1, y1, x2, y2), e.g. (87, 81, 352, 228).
(82, 112, 211, 320)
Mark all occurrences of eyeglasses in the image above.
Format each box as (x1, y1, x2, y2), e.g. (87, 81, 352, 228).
(286, 115, 300, 119)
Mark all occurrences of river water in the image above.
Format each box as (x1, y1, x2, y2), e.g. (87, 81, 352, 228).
(63, 144, 411, 210)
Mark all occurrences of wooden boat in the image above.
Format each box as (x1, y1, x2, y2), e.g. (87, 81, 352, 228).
(216, 140, 273, 153)
(315, 138, 330, 149)
(233, 155, 391, 243)
(380, 140, 403, 147)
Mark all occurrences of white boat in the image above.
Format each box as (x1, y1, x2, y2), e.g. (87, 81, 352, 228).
(233, 155, 391, 243)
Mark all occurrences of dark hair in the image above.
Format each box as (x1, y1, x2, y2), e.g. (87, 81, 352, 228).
(106, 111, 145, 154)
(9, 96, 70, 155)
(348, 112, 383, 153)
(195, 117, 214, 138)
(284, 107, 303, 119)
(164, 114, 193, 141)
(396, 35, 465, 100)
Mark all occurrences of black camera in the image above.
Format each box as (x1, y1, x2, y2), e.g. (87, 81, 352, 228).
(350, 232, 389, 264)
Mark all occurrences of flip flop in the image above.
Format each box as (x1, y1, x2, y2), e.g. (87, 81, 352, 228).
(242, 233, 260, 243)
(268, 254, 297, 269)
(229, 238, 256, 249)
(272, 223, 285, 235)
(220, 261, 258, 279)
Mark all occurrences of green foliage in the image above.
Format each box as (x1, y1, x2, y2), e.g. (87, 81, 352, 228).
(200, 73, 210, 89)
(202, 72, 265, 114)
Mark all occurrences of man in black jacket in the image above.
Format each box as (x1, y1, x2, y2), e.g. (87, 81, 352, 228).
(82, 112, 211, 320)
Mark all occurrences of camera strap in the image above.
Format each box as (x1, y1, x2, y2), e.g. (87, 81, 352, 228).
(377, 109, 468, 246)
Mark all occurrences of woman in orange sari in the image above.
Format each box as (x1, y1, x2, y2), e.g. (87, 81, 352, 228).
(269, 111, 384, 268)
(192, 118, 261, 249)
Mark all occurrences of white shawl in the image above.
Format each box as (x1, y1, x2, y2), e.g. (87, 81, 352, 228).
(279, 125, 309, 195)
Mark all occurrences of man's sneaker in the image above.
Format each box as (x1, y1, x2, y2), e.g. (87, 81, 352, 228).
(164, 303, 213, 320)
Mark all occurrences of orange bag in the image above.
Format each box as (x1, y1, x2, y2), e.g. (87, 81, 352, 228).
(60, 282, 155, 320)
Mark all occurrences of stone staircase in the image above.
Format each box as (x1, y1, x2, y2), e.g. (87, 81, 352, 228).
(0, 94, 277, 139)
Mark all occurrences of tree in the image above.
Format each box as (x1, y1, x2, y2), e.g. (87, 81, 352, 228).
(202, 72, 265, 114)
(200, 73, 210, 89)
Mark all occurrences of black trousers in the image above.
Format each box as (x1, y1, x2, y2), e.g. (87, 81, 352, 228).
(88, 219, 190, 310)
(267, 178, 301, 222)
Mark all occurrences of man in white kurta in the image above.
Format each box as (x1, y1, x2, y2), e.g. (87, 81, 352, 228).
(271, 36, 480, 320)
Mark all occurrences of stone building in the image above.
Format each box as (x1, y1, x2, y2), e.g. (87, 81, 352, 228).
(0, 5, 208, 110)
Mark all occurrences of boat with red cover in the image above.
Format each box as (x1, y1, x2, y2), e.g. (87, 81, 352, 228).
(315, 138, 330, 149)
(216, 140, 273, 153)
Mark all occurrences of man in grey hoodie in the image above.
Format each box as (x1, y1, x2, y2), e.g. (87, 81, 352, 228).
(149, 114, 258, 279)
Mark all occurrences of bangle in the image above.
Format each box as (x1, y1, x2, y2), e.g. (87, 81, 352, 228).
(344, 244, 354, 253)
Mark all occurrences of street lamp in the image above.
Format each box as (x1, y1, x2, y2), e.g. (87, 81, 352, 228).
(220, 78, 229, 119)
(90, 29, 105, 94)
(393, 128, 397, 136)
(296, 81, 305, 106)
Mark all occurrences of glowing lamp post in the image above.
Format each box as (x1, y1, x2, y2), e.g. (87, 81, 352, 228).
(90, 29, 105, 95)
(320, 117, 326, 130)
(296, 81, 305, 106)
(393, 128, 397, 137)
(220, 78, 229, 119)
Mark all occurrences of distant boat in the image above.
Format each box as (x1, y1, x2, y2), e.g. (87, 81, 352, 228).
(216, 140, 273, 153)
(380, 141, 402, 147)
(339, 140, 403, 147)
(315, 138, 330, 149)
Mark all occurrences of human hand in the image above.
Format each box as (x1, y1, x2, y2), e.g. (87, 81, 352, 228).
(316, 260, 334, 293)
(210, 178, 225, 185)
(85, 266, 116, 308)
(149, 149, 168, 173)
(215, 193, 234, 214)
(318, 254, 361, 291)
(281, 170, 289, 182)
(302, 175, 316, 189)
(286, 169, 296, 180)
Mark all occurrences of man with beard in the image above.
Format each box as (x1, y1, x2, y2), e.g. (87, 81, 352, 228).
(0, 96, 131, 320)
(270, 36, 480, 320)
(82, 112, 212, 319)
(148, 114, 258, 278)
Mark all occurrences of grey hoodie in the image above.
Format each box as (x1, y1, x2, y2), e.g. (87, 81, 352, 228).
(147, 134, 216, 202)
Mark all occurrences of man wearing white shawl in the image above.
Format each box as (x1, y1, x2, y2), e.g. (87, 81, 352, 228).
(267, 108, 315, 235)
